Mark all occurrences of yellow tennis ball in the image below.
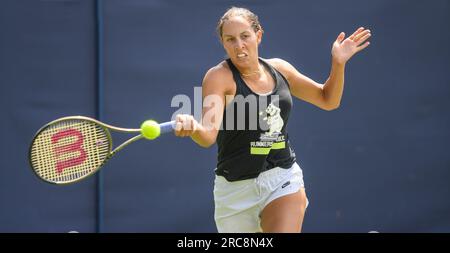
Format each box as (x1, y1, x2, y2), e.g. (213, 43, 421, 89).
(140, 120, 160, 140)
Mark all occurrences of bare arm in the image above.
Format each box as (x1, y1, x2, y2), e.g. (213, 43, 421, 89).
(322, 61, 345, 110)
(270, 27, 371, 111)
(270, 59, 336, 110)
(175, 65, 229, 148)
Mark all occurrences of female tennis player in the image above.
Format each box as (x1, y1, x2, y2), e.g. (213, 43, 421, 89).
(174, 7, 371, 232)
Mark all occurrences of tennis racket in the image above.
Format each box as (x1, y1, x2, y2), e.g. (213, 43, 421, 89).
(28, 116, 175, 185)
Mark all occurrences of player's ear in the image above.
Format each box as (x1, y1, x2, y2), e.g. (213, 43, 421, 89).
(257, 30, 263, 45)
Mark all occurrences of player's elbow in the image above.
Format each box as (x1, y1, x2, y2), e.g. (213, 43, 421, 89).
(325, 104, 340, 111)
(323, 102, 340, 111)
(320, 89, 341, 111)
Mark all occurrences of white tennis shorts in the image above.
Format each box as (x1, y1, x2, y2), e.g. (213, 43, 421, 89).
(213, 162, 308, 233)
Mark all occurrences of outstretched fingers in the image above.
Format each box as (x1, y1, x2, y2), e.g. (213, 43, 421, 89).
(348, 27, 365, 40)
(353, 29, 371, 43)
(357, 40, 371, 52)
(355, 30, 371, 52)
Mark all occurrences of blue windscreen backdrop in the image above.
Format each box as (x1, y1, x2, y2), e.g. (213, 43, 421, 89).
(1, 0, 449, 232)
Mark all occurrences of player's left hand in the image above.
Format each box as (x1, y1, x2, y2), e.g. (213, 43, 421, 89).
(332, 27, 371, 64)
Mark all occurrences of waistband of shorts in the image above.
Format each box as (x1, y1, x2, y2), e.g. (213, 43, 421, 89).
(257, 162, 299, 181)
(215, 162, 299, 184)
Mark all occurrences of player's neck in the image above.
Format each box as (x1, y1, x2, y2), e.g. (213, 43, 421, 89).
(238, 62, 264, 79)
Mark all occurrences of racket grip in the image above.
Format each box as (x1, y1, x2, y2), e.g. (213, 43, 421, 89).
(160, 120, 176, 134)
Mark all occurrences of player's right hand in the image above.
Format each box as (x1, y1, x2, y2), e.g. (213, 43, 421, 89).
(174, 114, 199, 137)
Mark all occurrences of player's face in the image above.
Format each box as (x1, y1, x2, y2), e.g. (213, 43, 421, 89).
(221, 16, 262, 68)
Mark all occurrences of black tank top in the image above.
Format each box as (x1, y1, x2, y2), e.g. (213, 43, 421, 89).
(215, 58, 296, 181)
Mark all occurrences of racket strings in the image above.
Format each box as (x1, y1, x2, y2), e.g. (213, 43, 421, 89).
(30, 119, 111, 183)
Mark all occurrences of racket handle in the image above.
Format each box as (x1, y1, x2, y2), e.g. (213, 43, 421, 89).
(160, 120, 176, 134)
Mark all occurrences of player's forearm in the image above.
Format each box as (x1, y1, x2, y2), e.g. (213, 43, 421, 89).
(190, 123, 217, 148)
(322, 60, 345, 110)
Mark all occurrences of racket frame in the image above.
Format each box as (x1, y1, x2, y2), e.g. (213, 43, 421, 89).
(29, 116, 143, 185)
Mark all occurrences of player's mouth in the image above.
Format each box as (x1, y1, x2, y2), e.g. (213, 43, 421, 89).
(237, 53, 248, 59)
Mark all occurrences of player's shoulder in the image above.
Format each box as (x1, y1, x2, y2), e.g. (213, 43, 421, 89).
(205, 60, 231, 76)
(265, 58, 296, 79)
(203, 60, 233, 84)
(265, 58, 293, 71)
